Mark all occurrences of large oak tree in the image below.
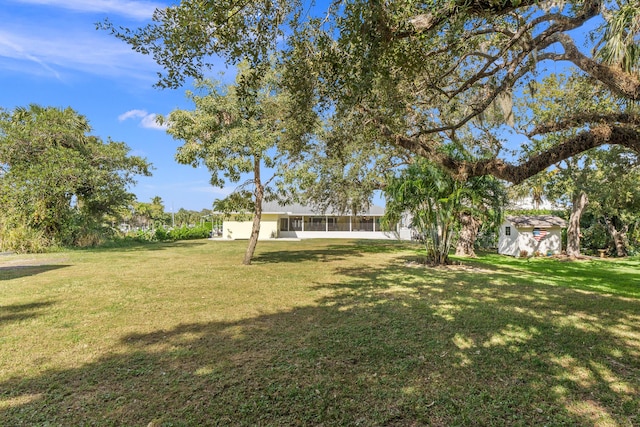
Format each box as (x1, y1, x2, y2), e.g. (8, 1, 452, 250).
(102, 0, 639, 184)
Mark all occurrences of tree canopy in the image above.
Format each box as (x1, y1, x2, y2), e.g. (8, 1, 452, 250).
(0, 105, 151, 252)
(102, 0, 640, 186)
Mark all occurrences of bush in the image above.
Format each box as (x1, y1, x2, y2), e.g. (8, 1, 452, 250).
(74, 231, 105, 248)
(0, 225, 53, 253)
(581, 222, 611, 256)
(101, 225, 211, 247)
(154, 227, 170, 241)
(168, 225, 210, 240)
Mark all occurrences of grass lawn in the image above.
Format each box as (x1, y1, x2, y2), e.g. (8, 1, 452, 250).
(1, 239, 639, 426)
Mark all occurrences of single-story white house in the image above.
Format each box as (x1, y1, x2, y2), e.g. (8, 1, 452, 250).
(221, 201, 412, 240)
(498, 215, 567, 257)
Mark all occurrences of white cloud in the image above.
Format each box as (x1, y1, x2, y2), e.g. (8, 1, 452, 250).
(0, 1, 226, 83)
(119, 109, 167, 130)
(118, 109, 147, 121)
(9, 0, 164, 20)
(0, 31, 62, 80)
(0, 26, 159, 81)
(140, 113, 167, 130)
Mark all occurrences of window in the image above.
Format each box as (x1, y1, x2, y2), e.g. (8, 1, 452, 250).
(290, 216, 303, 231)
(279, 218, 289, 232)
(354, 217, 374, 231)
(327, 217, 337, 231)
(305, 217, 326, 231)
(505, 226, 511, 236)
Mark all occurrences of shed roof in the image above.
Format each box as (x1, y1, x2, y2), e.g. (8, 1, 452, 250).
(261, 201, 385, 216)
(506, 215, 567, 228)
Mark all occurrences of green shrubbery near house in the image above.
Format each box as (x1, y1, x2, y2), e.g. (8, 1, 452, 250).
(124, 225, 211, 243)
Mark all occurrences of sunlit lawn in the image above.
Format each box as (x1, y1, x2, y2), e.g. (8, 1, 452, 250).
(1, 239, 639, 426)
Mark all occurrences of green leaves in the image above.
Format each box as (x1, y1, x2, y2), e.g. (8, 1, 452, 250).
(166, 71, 282, 188)
(384, 159, 506, 264)
(595, 1, 640, 72)
(0, 105, 151, 251)
(99, 0, 296, 89)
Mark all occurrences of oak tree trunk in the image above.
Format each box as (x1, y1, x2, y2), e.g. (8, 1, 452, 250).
(567, 191, 588, 257)
(455, 212, 480, 257)
(243, 157, 263, 265)
(604, 217, 629, 257)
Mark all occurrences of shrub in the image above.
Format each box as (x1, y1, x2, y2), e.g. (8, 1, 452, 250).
(154, 227, 170, 241)
(0, 225, 52, 253)
(168, 225, 210, 240)
(74, 231, 104, 248)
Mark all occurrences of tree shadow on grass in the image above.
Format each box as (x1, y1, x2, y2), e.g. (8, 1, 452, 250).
(252, 240, 413, 264)
(0, 265, 70, 281)
(1, 258, 639, 426)
(0, 301, 56, 326)
(83, 240, 209, 254)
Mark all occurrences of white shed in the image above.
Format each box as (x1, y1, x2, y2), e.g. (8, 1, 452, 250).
(498, 215, 567, 257)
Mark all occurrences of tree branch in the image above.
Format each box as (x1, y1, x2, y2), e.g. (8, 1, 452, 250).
(385, 122, 640, 184)
(528, 112, 640, 136)
(550, 33, 640, 100)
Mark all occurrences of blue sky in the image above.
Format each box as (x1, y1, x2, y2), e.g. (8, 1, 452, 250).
(0, 0, 235, 211)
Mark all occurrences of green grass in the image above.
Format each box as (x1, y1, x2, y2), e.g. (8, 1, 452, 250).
(1, 240, 639, 426)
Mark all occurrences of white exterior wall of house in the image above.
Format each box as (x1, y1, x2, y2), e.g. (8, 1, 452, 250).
(279, 230, 400, 240)
(220, 202, 413, 241)
(222, 214, 279, 240)
(498, 220, 563, 257)
(223, 218, 401, 240)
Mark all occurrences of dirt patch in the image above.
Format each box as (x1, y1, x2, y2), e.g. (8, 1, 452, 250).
(550, 254, 597, 262)
(404, 259, 493, 273)
(0, 256, 70, 269)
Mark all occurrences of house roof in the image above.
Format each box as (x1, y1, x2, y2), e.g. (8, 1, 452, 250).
(261, 201, 385, 216)
(506, 215, 567, 228)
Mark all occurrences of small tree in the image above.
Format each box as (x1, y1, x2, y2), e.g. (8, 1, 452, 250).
(383, 162, 456, 265)
(163, 67, 288, 265)
(384, 160, 506, 264)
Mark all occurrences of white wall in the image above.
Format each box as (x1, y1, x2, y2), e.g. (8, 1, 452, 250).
(279, 230, 401, 240)
(498, 220, 563, 257)
(498, 221, 521, 256)
(222, 214, 279, 240)
(516, 228, 563, 256)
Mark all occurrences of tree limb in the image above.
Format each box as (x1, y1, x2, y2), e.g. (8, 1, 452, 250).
(528, 112, 640, 136)
(550, 33, 640, 100)
(387, 123, 640, 184)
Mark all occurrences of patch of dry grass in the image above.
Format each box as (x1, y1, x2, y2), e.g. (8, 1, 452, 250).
(1, 240, 639, 425)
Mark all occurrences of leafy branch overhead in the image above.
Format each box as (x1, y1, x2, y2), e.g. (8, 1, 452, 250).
(103, 0, 640, 184)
